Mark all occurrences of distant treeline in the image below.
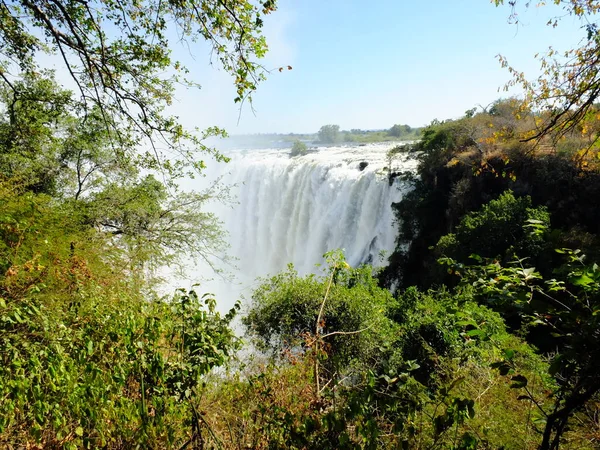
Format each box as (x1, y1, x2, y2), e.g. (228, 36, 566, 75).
(229, 123, 422, 148)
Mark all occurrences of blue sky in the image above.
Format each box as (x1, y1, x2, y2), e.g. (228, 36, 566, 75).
(170, 0, 587, 134)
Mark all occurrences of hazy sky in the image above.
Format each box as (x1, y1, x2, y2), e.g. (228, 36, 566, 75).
(169, 0, 587, 134)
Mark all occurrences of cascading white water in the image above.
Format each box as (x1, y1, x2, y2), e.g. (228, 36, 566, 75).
(219, 143, 417, 279)
(171, 142, 417, 311)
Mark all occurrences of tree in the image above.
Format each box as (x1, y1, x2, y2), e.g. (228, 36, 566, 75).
(436, 191, 549, 263)
(0, 2, 272, 443)
(240, 252, 547, 449)
(84, 174, 229, 271)
(0, 0, 278, 180)
(0, 175, 241, 447)
(447, 246, 600, 450)
(388, 124, 412, 137)
(318, 124, 340, 144)
(290, 139, 308, 157)
(243, 251, 399, 378)
(0, 0, 279, 270)
(0, 76, 228, 271)
(494, 1, 600, 155)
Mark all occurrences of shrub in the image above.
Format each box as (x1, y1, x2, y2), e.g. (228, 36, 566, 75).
(436, 190, 550, 263)
(243, 251, 399, 376)
(290, 140, 308, 157)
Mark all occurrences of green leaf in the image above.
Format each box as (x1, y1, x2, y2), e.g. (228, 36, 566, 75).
(548, 355, 564, 376)
(456, 320, 478, 327)
(510, 374, 528, 388)
(503, 349, 515, 361)
(447, 377, 466, 393)
(571, 274, 594, 286)
(491, 361, 511, 376)
(466, 329, 486, 337)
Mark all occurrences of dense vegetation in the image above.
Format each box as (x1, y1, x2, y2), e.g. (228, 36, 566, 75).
(0, 76, 245, 449)
(317, 124, 422, 145)
(0, 0, 272, 447)
(378, 97, 600, 448)
(223, 124, 421, 150)
(1, 0, 600, 449)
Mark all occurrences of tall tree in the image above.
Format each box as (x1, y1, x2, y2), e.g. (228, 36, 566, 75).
(0, 74, 230, 272)
(0, 0, 278, 179)
(318, 124, 340, 144)
(388, 124, 411, 137)
(0, 0, 280, 271)
(0, 5, 275, 443)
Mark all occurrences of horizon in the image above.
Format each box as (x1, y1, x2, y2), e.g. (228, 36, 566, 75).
(164, 0, 589, 135)
(37, 0, 591, 136)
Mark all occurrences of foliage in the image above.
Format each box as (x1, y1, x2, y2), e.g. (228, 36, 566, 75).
(495, 0, 600, 158)
(226, 127, 422, 147)
(343, 128, 422, 144)
(83, 174, 229, 271)
(380, 93, 600, 448)
(0, 180, 240, 448)
(0, 75, 229, 271)
(0, 2, 276, 445)
(201, 266, 554, 449)
(0, 75, 75, 195)
(436, 190, 550, 263)
(290, 139, 308, 157)
(3, 1, 600, 447)
(388, 123, 412, 137)
(444, 245, 600, 450)
(0, 0, 278, 179)
(317, 124, 341, 144)
(381, 100, 600, 289)
(243, 251, 399, 378)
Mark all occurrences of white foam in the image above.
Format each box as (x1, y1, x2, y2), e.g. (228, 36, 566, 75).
(170, 142, 417, 311)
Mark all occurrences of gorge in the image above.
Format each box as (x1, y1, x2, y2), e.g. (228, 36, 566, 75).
(193, 143, 418, 308)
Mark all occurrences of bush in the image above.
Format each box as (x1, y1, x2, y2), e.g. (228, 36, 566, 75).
(243, 251, 399, 376)
(436, 190, 550, 262)
(208, 276, 552, 450)
(290, 139, 308, 157)
(0, 182, 240, 448)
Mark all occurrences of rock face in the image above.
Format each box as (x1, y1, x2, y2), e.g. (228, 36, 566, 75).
(358, 161, 369, 171)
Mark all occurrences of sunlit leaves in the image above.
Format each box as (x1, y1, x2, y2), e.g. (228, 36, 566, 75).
(0, 0, 277, 178)
(447, 238, 600, 448)
(495, 0, 600, 165)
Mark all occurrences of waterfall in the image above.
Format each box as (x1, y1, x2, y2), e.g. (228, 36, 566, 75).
(169, 142, 417, 310)
(219, 143, 417, 279)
